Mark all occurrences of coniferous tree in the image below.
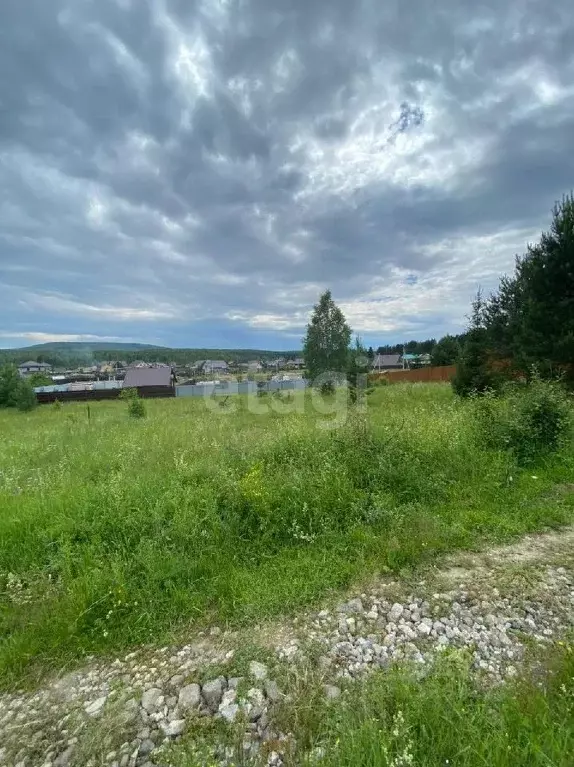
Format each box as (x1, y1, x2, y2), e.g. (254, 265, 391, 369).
(303, 290, 352, 387)
(452, 292, 496, 397)
(485, 194, 574, 381)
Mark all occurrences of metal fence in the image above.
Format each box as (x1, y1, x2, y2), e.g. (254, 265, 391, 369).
(175, 379, 307, 398)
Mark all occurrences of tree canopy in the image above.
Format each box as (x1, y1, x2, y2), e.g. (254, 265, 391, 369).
(431, 335, 461, 367)
(303, 290, 352, 384)
(484, 194, 574, 379)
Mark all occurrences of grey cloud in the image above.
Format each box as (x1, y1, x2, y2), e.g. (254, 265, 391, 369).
(1, 0, 574, 344)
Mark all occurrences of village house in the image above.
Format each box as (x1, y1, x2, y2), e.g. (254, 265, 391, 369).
(18, 360, 53, 376)
(285, 358, 305, 369)
(371, 354, 403, 371)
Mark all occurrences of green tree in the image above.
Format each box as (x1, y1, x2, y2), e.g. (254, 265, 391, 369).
(0, 366, 37, 410)
(0, 365, 22, 408)
(303, 290, 352, 387)
(14, 379, 37, 411)
(485, 194, 574, 381)
(347, 338, 371, 405)
(431, 335, 461, 367)
(452, 292, 496, 397)
(367, 346, 375, 362)
(28, 372, 53, 387)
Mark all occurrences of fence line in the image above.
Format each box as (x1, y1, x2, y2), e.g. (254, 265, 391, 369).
(371, 365, 456, 384)
(36, 386, 175, 404)
(176, 379, 307, 398)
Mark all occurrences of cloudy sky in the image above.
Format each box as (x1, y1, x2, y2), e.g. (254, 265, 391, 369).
(1, 0, 573, 350)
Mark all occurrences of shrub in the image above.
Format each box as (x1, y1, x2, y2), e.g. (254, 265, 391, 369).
(120, 387, 146, 418)
(0, 365, 22, 408)
(14, 380, 37, 412)
(28, 372, 53, 388)
(475, 376, 572, 464)
(128, 397, 146, 419)
(0, 366, 37, 411)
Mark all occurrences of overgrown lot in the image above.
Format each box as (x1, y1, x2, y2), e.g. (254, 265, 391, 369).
(1, 384, 572, 687)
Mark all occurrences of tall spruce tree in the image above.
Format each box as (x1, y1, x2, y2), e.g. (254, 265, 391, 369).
(303, 290, 352, 386)
(452, 292, 496, 397)
(485, 194, 574, 380)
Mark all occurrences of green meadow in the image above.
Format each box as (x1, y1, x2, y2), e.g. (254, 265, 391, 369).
(1, 384, 573, 687)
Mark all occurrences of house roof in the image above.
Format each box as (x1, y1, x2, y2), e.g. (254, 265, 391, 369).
(204, 360, 228, 368)
(123, 366, 173, 388)
(19, 360, 52, 368)
(372, 354, 402, 368)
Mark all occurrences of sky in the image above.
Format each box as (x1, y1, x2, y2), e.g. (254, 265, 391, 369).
(1, 0, 574, 351)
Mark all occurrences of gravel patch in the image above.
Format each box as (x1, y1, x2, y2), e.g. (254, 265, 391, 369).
(0, 529, 572, 767)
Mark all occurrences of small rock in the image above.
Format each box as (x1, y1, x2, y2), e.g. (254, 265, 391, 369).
(84, 696, 107, 717)
(202, 678, 224, 711)
(178, 684, 201, 712)
(340, 597, 364, 614)
(389, 603, 404, 622)
(161, 719, 186, 737)
(141, 688, 164, 713)
(417, 619, 432, 637)
(249, 661, 268, 681)
(248, 688, 266, 707)
(219, 690, 239, 723)
(228, 677, 244, 690)
(138, 740, 155, 756)
(264, 680, 282, 703)
(220, 702, 240, 723)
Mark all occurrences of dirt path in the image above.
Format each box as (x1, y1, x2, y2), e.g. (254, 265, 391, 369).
(0, 527, 573, 767)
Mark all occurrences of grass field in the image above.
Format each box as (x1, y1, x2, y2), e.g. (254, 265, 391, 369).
(1, 384, 573, 688)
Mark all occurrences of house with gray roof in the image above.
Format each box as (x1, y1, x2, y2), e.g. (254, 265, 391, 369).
(372, 354, 403, 371)
(18, 361, 53, 376)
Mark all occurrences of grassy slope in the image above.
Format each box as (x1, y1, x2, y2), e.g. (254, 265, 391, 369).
(0, 385, 572, 687)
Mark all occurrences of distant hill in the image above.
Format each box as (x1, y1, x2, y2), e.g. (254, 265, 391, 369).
(11, 342, 165, 353)
(0, 342, 301, 368)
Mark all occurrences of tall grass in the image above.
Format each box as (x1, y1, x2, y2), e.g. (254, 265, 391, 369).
(299, 642, 574, 766)
(0, 385, 572, 686)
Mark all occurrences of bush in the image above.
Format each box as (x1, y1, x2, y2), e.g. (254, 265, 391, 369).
(475, 376, 572, 464)
(0, 366, 36, 411)
(128, 397, 146, 419)
(120, 387, 146, 418)
(14, 380, 37, 412)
